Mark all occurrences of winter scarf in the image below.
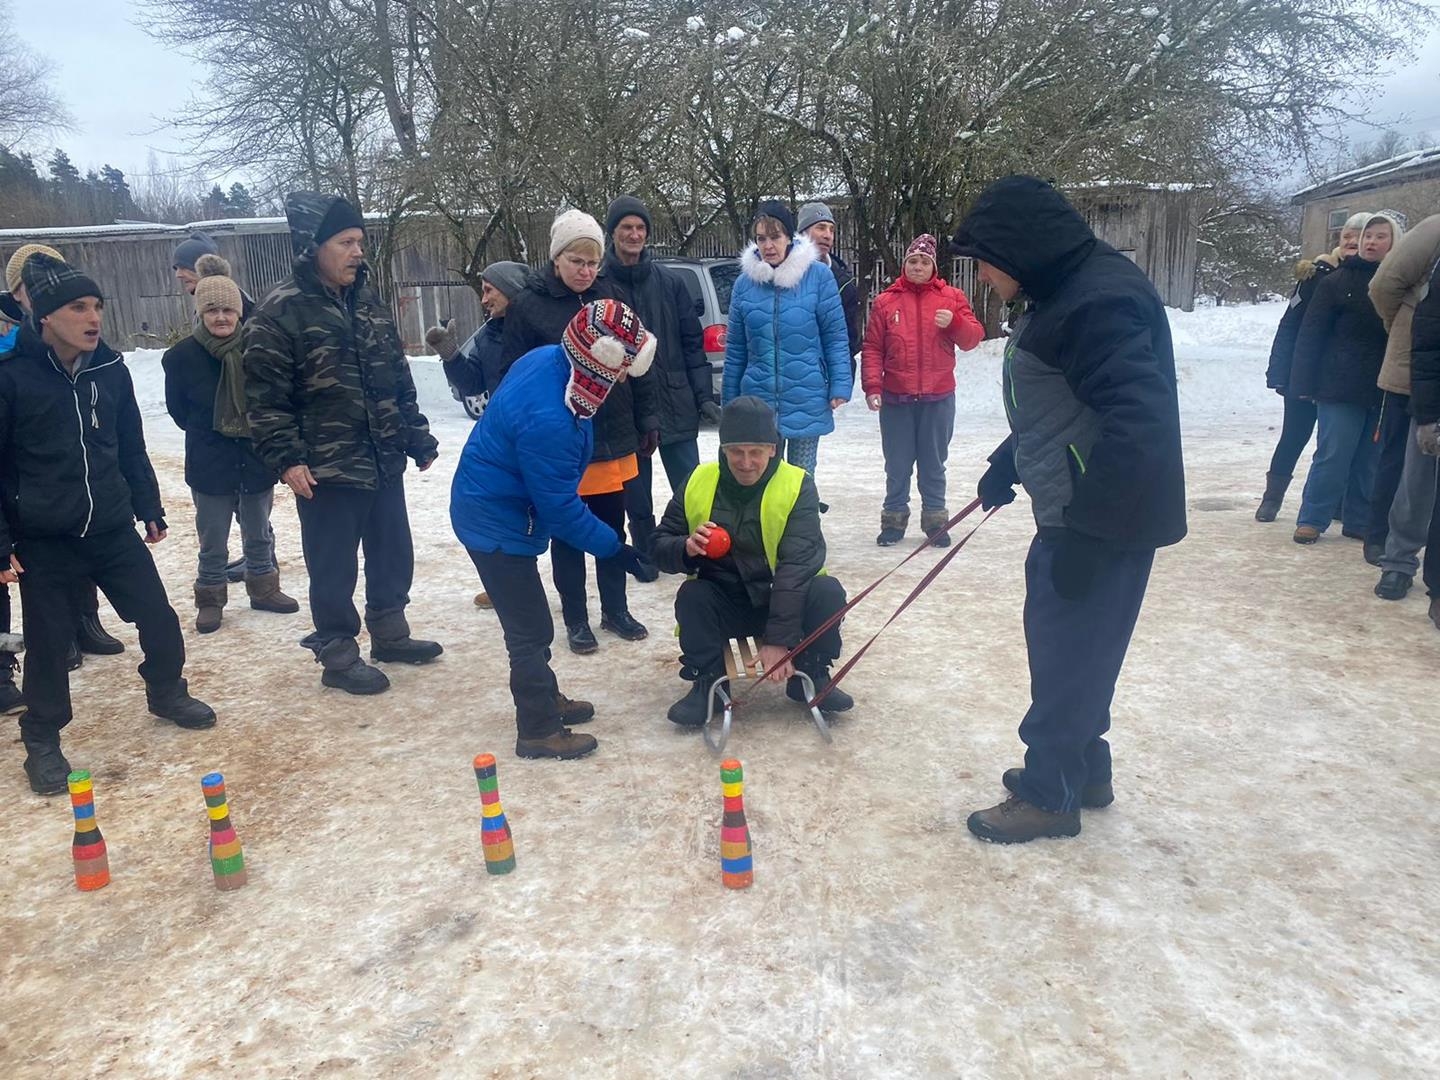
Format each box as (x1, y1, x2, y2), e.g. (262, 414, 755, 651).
(194, 323, 249, 438)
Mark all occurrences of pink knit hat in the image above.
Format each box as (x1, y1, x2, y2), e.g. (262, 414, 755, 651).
(905, 234, 938, 265)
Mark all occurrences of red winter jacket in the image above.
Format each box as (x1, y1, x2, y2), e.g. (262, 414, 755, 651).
(861, 274, 984, 398)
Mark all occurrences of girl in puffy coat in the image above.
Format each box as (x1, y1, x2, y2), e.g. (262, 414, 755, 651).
(861, 233, 984, 546)
(722, 200, 853, 477)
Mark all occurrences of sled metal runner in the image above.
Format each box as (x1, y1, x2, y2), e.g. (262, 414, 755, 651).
(703, 636, 831, 754)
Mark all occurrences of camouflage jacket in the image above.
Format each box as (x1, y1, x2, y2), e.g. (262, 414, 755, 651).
(243, 192, 438, 489)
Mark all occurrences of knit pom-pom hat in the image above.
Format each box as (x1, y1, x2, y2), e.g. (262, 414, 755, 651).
(561, 298, 656, 418)
(6, 243, 64, 293)
(905, 233, 939, 266)
(193, 254, 243, 315)
(550, 209, 605, 260)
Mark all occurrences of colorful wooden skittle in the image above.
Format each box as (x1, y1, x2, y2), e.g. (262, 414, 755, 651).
(720, 758, 753, 889)
(201, 772, 247, 891)
(69, 770, 110, 891)
(474, 754, 515, 874)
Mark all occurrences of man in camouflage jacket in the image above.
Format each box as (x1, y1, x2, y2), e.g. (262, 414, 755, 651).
(244, 191, 442, 695)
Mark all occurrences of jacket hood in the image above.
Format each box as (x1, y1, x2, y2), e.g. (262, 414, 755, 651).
(950, 176, 1096, 301)
(285, 191, 346, 258)
(603, 247, 654, 286)
(740, 233, 820, 290)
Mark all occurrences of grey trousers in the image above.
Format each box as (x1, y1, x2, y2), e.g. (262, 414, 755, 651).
(1379, 420, 1438, 577)
(879, 396, 956, 512)
(192, 488, 276, 586)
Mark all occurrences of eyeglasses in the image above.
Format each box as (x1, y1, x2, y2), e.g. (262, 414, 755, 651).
(563, 255, 601, 271)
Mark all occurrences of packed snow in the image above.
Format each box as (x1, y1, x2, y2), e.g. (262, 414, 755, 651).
(2, 300, 1436, 1077)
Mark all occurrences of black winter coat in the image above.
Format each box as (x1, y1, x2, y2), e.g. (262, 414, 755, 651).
(1289, 256, 1388, 408)
(603, 250, 713, 445)
(1266, 258, 1337, 392)
(952, 176, 1186, 550)
(162, 335, 278, 496)
(1407, 260, 1440, 424)
(651, 455, 826, 647)
(499, 264, 659, 463)
(829, 252, 864, 360)
(0, 323, 164, 559)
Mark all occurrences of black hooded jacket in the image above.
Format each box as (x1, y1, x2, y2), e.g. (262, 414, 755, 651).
(1266, 257, 1337, 393)
(1288, 255, 1388, 408)
(1407, 259, 1440, 424)
(952, 176, 1186, 550)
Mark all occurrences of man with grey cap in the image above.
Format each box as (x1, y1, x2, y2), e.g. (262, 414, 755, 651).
(798, 201, 863, 364)
(173, 232, 255, 319)
(426, 260, 528, 408)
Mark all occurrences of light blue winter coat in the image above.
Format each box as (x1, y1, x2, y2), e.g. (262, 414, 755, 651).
(722, 235, 854, 438)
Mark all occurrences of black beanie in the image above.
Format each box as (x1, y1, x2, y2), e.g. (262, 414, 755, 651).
(719, 396, 779, 446)
(753, 199, 795, 239)
(314, 198, 366, 246)
(605, 195, 652, 237)
(22, 253, 103, 322)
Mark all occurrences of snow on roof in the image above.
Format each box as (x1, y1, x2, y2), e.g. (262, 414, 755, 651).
(0, 211, 389, 241)
(1290, 146, 1440, 203)
(1073, 181, 1198, 192)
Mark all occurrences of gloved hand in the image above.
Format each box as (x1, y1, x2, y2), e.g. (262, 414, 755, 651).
(424, 319, 460, 362)
(1050, 529, 1105, 602)
(700, 400, 723, 424)
(1417, 421, 1440, 457)
(639, 429, 661, 456)
(616, 544, 647, 579)
(977, 462, 1018, 510)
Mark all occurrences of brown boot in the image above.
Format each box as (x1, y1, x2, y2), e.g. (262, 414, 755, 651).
(556, 694, 594, 725)
(474, 591, 493, 608)
(966, 796, 1080, 844)
(515, 728, 598, 760)
(921, 508, 952, 548)
(876, 508, 909, 546)
(194, 583, 226, 634)
(246, 570, 300, 614)
(1429, 597, 1440, 632)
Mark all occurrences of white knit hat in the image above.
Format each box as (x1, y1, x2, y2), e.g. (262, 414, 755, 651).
(549, 209, 604, 260)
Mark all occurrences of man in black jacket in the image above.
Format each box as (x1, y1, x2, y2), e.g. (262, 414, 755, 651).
(0, 255, 216, 795)
(1406, 256, 1440, 628)
(952, 176, 1186, 844)
(652, 396, 852, 727)
(798, 202, 863, 366)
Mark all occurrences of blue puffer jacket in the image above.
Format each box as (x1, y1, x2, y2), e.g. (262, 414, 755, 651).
(450, 345, 624, 558)
(723, 235, 854, 438)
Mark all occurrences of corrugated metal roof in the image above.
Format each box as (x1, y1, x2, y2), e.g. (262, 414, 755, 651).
(1290, 146, 1440, 203)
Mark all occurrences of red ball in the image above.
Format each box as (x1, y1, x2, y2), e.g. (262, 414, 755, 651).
(704, 526, 732, 559)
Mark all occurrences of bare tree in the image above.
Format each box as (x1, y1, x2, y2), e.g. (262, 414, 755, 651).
(0, 1, 72, 151)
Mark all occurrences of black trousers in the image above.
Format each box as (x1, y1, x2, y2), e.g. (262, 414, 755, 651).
(1367, 392, 1410, 546)
(468, 548, 561, 739)
(1425, 467, 1440, 597)
(295, 478, 414, 647)
(1266, 395, 1318, 478)
(16, 527, 185, 741)
(675, 575, 846, 677)
(550, 488, 627, 626)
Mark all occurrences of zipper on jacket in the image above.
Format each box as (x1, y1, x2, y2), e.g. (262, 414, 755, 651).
(913, 288, 925, 394)
(49, 353, 98, 535)
(772, 288, 781, 424)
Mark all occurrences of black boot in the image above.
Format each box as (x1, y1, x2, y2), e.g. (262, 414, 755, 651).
(1375, 570, 1413, 600)
(789, 661, 854, 713)
(600, 610, 648, 641)
(876, 508, 908, 546)
(66, 639, 84, 672)
(921, 508, 952, 549)
(22, 734, 71, 796)
(1255, 472, 1290, 522)
(317, 637, 390, 695)
(1363, 540, 1386, 566)
(146, 677, 217, 729)
(76, 612, 125, 655)
(366, 610, 443, 664)
(566, 623, 599, 655)
(668, 672, 721, 728)
(0, 651, 22, 715)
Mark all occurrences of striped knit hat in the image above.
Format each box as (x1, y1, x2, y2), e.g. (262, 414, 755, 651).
(21, 253, 102, 321)
(193, 254, 243, 315)
(6, 244, 65, 293)
(561, 299, 656, 418)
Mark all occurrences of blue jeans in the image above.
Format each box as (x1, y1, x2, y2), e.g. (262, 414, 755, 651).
(1296, 402, 1381, 532)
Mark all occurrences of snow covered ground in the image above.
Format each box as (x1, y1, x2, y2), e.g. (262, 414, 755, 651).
(2, 300, 1437, 1077)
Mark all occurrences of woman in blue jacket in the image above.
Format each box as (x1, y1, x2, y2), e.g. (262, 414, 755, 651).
(723, 200, 853, 475)
(451, 299, 652, 762)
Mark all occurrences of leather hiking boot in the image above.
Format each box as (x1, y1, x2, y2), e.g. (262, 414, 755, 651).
(1363, 541, 1385, 567)
(921, 509, 952, 548)
(516, 728, 598, 760)
(319, 638, 390, 695)
(66, 640, 83, 671)
(370, 637, 444, 664)
(1254, 471, 1290, 522)
(1003, 767, 1113, 809)
(22, 739, 71, 796)
(567, 623, 599, 654)
(668, 675, 720, 728)
(967, 796, 1080, 844)
(76, 613, 125, 655)
(1293, 525, 1321, 545)
(600, 610, 648, 641)
(1374, 570, 1412, 601)
(246, 571, 300, 614)
(194, 583, 226, 634)
(146, 678, 217, 729)
(474, 591, 493, 608)
(790, 667, 853, 712)
(876, 508, 908, 547)
(225, 556, 246, 583)
(1430, 597, 1440, 631)
(557, 693, 595, 725)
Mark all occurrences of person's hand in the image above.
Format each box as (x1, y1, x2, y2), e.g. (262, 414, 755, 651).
(685, 522, 716, 559)
(0, 552, 21, 584)
(283, 464, 317, 499)
(615, 544, 647, 578)
(977, 462, 1018, 510)
(1050, 530, 1104, 602)
(424, 319, 460, 362)
(1418, 422, 1440, 457)
(758, 643, 794, 683)
(866, 393, 882, 412)
(830, 397, 846, 411)
(700, 400, 723, 424)
(639, 429, 660, 456)
(144, 521, 168, 545)
(934, 308, 954, 329)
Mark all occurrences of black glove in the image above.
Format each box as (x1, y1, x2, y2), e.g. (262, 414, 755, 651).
(977, 463, 1018, 510)
(700, 400, 723, 424)
(638, 429, 661, 456)
(1050, 529, 1104, 602)
(616, 544, 647, 579)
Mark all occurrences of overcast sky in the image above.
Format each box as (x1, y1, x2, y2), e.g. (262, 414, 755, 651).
(17, 0, 1440, 189)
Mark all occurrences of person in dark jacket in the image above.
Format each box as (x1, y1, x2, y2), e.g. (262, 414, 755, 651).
(950, 175, 1186, 844)
(451, 299, 652, 760)
(1405, 256, 1440, 629)
(1256, 212, 1369, 522)
(604, 195, 720, 576)
(501, 210, 660, 654)
(427, 260, 528, 408)
(172, 232, 256, 320)
(1289, 212, 1403, 544)
(163, 255, 298, 634)
(244, 192, 442, 695)
(798, 202, 864, 365)
(652, 396, 853, 728)
(0, 255, 216, 795)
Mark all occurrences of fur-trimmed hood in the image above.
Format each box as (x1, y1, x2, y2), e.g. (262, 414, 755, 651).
(739, 234, 820, 290)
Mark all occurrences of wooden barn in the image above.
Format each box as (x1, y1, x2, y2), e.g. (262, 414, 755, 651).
(1066, 183, 1200, 310)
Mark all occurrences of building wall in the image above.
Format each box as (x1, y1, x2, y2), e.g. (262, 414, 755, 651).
(1299, 176, 1440, 256)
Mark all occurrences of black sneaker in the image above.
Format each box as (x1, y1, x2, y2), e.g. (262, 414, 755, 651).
(1374, 570, 1413, 601)
(566, 623, 599, 654)
(22, 740, 71, 796)
(600, 610, 648, 641)
(667, 678, 717, 727)
(146, 678, 217, 729)
(76, 613, 124, 655)
(1003, 767, 1113, 809)
(370, 637, 444, 664)
(557, 693, 595, 725)
(789, 672, 854, 712)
